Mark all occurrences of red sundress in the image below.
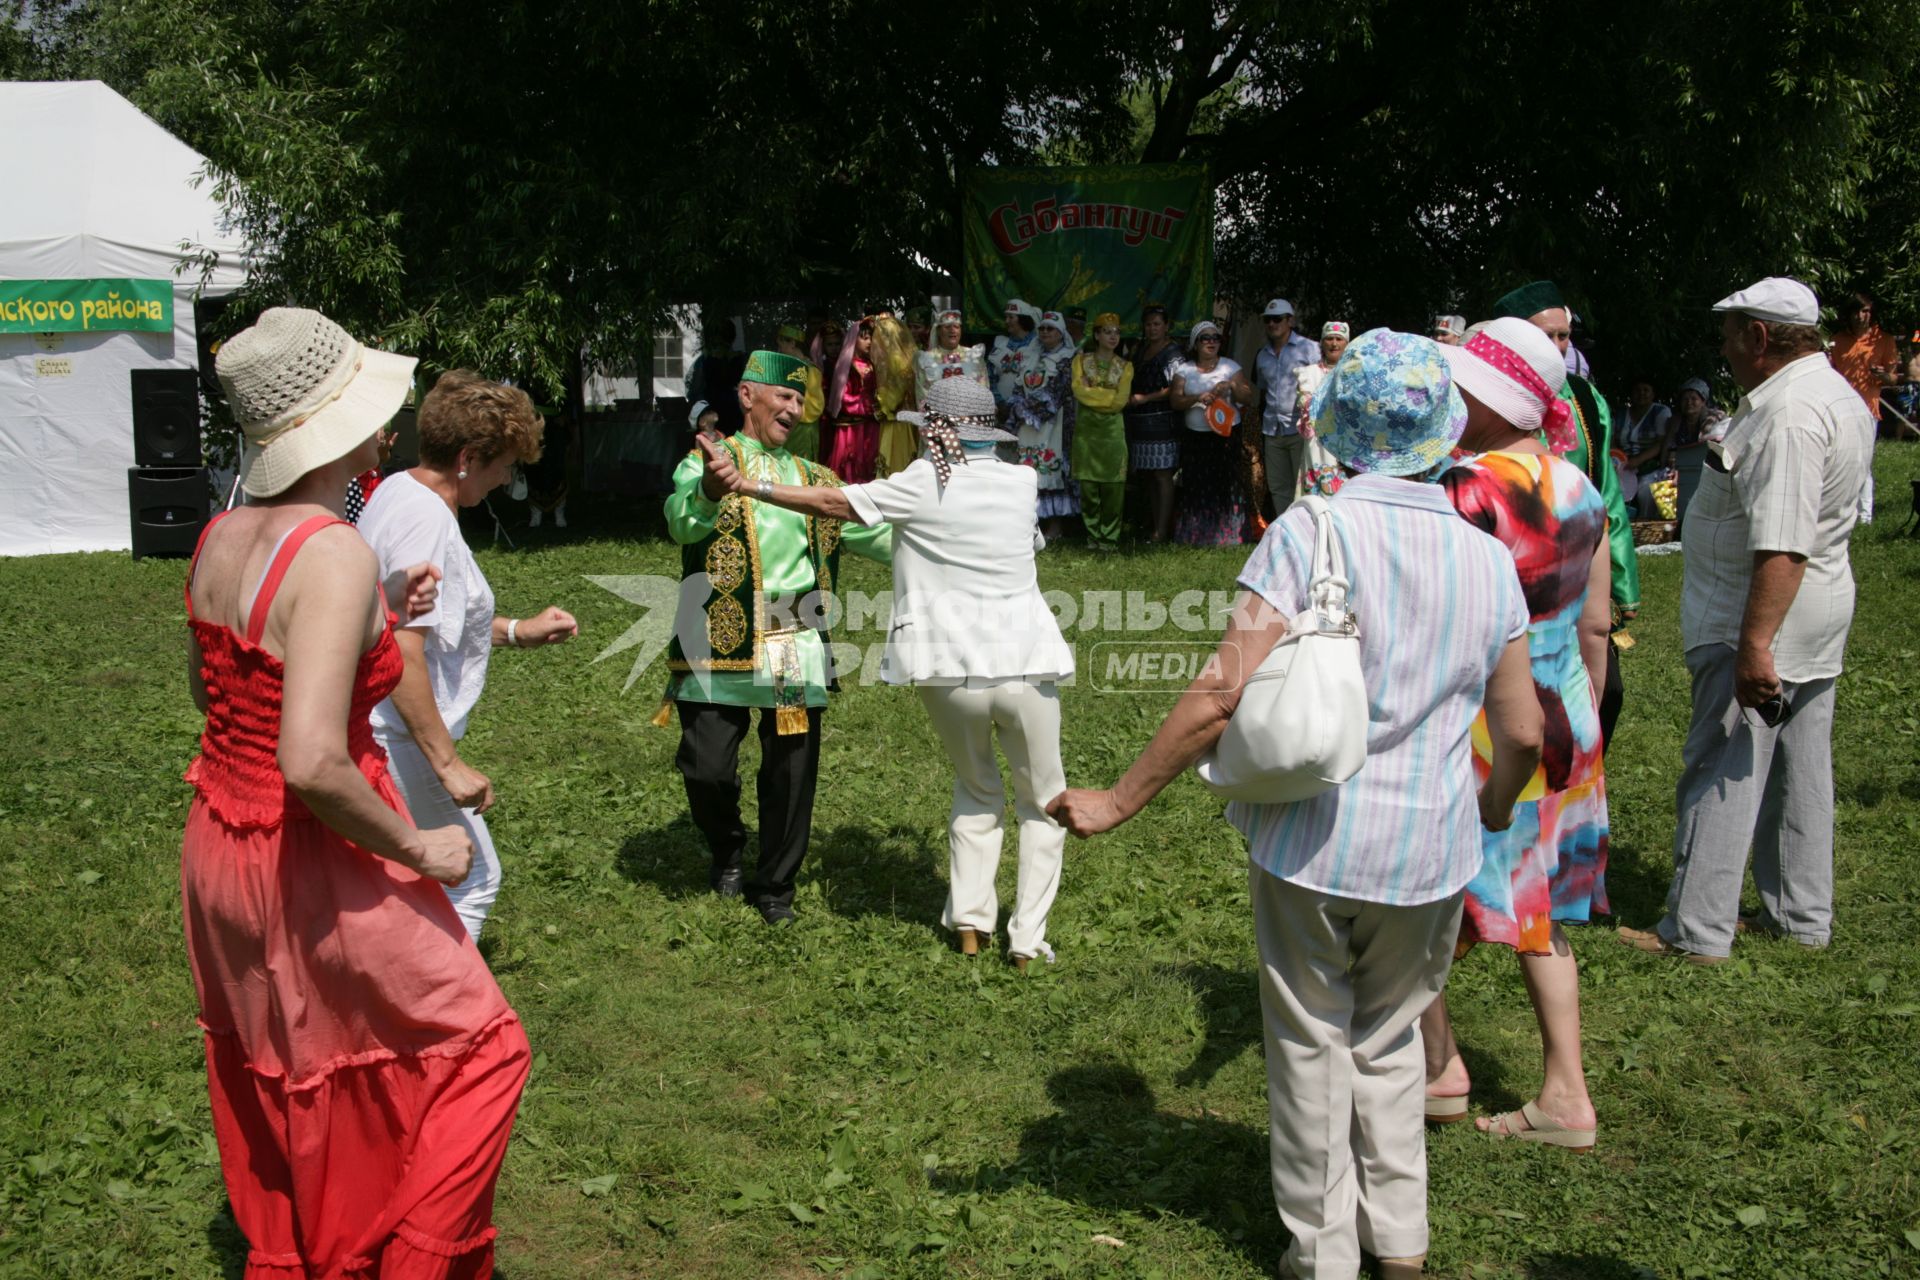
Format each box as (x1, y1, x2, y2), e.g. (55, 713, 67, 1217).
(181, 513, 529, 1278)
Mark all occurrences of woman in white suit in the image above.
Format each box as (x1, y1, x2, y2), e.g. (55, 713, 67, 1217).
(697, 378, 1075, 966)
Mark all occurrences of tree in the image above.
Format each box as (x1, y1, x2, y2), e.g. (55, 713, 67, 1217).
(17, 0, 1919, 397)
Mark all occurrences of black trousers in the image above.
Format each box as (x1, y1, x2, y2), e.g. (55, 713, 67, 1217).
(1598, 639, 1624, 756)
(674, 701, 823, 909)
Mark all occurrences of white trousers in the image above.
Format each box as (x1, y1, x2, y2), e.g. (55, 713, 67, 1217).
(916, 681, 1066, 960)
(1249, 865, 1462, 1280)
(381, 735, 501, 943)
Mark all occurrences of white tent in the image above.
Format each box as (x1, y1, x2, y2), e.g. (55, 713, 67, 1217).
(0, 80, 249, 556)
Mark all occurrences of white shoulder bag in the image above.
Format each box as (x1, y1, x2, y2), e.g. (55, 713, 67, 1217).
(1194, 494, 1368, 803)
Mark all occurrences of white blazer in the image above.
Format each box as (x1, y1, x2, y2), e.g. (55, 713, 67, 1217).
(842, 456, 1075, 685)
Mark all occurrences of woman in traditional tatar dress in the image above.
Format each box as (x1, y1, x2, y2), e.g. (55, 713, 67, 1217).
(183, 307, 530, 1276)
(989, 297, 1041, 419)
(1070, 312, 1133, 552)
(1008, 310, 1081, 542)
(825, 317, 883, 484)
(869, 312, 922, 478)
(914, 307, 990, 405)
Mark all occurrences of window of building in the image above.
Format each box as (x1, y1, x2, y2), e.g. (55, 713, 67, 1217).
(652, 329, 684, 382)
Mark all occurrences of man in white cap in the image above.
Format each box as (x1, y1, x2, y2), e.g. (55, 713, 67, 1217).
(1251, 297, 1320, 517)
(1621, 277, 1871, 965)
(1431, 314, 1467, 346)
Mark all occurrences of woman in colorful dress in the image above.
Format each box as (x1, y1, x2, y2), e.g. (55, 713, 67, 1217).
(1071, 312, 1132, 552)
(184, 307, 530, 1274)
(777, 322, 825, 461)
(914, 307, 990, 405)
(870, 312, 922, 478)
(825, 317, 883, 484)
(1009, 310, 1081, 542)
(1421, 316, 1612, 1152)
(1123, 303, 1184, 544)
(1168, 320, 1247, 545)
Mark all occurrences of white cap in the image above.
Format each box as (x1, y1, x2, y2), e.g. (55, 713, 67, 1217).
(1004, 299, 1041, 323)
(1712, 277, 1819, 326)
(1262, 298, 1294, 318)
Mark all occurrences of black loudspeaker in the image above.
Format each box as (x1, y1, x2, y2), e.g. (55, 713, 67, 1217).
(131, 369, 202, 466)
(128, 466, 209, 559)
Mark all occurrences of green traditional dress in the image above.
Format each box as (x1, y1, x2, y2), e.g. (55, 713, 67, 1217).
(661, 434, 892, 723)
(1556, 376, 1641, 615)
(1071, 352, 1132, 549)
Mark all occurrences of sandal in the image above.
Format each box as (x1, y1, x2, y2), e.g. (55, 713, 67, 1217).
(1424, 1093, 1470, 1125)
(1482, 1100, 1595, 1152)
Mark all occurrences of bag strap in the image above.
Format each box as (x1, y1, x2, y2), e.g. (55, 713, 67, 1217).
(1295, 494, 1352, 629)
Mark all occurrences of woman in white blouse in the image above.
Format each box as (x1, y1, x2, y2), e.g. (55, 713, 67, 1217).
(698, 378, 1075, 966)
(358, 371, 578, 941)
(1168, 320, 1250, 545)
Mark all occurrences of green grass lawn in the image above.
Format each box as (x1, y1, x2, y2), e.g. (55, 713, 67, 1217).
(2, 447, 1917, 1280)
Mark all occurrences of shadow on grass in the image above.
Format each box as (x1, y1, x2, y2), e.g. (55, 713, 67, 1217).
(1591, 839, 1670, 925)
(614, 814, 714, 899)
(1168, 963, 1260, 1089)
(811, 821, 946, 930)
(206, 1208, 247, 1279)
(1524, 1253, 1658, 1280)
(613, 815, 948, 931)
(949, 1060, 1285, 1269)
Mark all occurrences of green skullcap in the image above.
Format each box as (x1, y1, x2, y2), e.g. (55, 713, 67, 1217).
(1491, 280, 1566, 321)
(776, 322, 806, 344)
(741, 349, 811, 392)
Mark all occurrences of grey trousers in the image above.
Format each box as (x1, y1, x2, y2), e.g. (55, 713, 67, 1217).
(1264, 432, 1307, 516)
(1251, 866, 1461, 1279)
(1660, 643, 1837, 956)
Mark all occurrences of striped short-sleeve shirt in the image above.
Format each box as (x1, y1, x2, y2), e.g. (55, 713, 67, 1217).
(1228, 473, 1529, 906)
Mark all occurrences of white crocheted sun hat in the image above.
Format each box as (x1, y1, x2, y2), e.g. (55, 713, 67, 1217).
(216, 307, 418, 498)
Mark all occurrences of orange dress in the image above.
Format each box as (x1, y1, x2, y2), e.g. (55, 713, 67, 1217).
(181, 513, 529, 1278)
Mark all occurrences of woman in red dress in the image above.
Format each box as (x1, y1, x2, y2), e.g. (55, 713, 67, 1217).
(185, 307, 530, 1277)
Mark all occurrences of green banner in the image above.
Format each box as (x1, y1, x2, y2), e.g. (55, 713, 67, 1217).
(962, 163, 1212, 336)
(0, 278, 173, 334)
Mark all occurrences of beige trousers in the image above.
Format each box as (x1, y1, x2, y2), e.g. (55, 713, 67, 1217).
(1250, 865, 1462, 1280)
(916, 681, 1066, 960)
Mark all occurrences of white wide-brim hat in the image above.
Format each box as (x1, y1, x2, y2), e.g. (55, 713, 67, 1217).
(1439, 315, 1566, 432)
(217, 306, 419, 498)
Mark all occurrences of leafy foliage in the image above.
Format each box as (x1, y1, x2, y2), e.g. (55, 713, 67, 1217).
(11, 0, 1920, 393)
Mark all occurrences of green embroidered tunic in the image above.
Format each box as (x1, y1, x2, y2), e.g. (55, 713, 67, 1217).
(663, 434, 892, 708)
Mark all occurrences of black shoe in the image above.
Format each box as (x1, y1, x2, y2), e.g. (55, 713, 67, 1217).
(710, 862, 745, 898)
(758, 901, 796, 927)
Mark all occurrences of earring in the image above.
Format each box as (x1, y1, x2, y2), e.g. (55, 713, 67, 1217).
(458, 469, 468, 479)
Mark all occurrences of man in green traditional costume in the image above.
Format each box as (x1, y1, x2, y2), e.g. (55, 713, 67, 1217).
(659, 350, 893, 924)
(1491, 280, 1639, 750)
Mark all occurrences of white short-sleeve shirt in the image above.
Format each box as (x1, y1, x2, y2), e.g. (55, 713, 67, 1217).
(358, 471, 496, 740)
(1680, 353, 1871, 681)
